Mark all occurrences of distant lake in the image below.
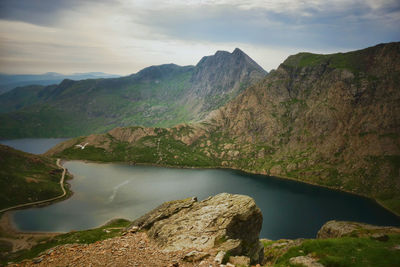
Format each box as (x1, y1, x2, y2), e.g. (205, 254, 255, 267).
(0, 138, 69, 154)
(9, 156, 399, 239)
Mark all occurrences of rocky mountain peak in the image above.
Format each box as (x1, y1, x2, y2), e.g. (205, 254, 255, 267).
(190, 48, 267, 100)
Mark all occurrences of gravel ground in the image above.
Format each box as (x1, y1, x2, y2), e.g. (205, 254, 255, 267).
(10, 232, 219, 267)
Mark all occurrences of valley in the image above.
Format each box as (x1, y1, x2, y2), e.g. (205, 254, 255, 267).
(47, 42, 400, 216)
(1, 0, 399, 265)
(1, 43, 399, 266)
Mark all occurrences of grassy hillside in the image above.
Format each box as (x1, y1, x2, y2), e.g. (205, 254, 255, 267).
(0, 144, 69, 210)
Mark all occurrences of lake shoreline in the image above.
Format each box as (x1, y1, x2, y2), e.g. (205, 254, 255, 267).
(64, 158, 400, 218)
(6, 159, 400, 237)
(0, 212, 61, 254)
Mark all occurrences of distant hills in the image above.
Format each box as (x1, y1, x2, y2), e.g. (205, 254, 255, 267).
(0, 48, 266, 138)
(0, 72, 121, 95)
(48, 42, 400, 215)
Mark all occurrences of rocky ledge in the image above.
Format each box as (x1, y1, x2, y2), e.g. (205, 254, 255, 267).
(128, 193, 264, 264)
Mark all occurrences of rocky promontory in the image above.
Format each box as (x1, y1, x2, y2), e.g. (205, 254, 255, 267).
(129, 193, 264, 264)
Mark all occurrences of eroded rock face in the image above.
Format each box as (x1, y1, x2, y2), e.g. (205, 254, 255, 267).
(129, 193, 264, 264)
(317, 220, 400, 239)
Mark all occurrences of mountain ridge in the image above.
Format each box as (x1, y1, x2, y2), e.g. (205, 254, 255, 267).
(47, 42, 400, 215)
(0, 72, 121, 95)
(0, 49, 267, 138)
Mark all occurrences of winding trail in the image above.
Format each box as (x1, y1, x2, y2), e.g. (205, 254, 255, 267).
(0, 158, 67, 213)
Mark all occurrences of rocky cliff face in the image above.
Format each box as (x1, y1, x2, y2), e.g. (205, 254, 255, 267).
(0, 49, 266, 138)
(205, 42, 400, 213)
(189, 48, 267, 116)
(48, 42, 400, 215)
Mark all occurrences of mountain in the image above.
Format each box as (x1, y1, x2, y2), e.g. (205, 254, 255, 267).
(0, 49, 267, 138)
(0, 144, 70, 210)
(47, 42, 400, 215)
(0, 72, 121, 95)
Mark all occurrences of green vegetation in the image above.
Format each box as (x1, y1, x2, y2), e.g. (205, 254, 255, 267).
(53, 126, 220, 168)
(1, 218, 131, 265)
(0, 68, 195, 138)
(272, 234, 400, 267)
(0, 51, 266, 138)
(0, 145, 70, 210)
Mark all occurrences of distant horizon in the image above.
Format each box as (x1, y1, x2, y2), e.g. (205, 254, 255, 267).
(1, 42, 397, 76)
(0, 71, 123, 76)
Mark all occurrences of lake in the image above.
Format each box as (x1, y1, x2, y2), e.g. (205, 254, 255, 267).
(5, 139, 400, 239)
(0, 138, 69, 154)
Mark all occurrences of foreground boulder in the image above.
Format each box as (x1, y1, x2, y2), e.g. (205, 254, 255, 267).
(317, 220, 400, 239)
(128, 193, 264, 264)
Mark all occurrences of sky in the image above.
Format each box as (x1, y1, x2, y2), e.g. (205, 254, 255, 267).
(0, 0, 399, 75)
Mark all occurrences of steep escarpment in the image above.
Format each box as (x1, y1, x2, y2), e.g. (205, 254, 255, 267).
(207, 42, 400, 214)
(47, 42, 400, 215)
(0, 49, 266, 138)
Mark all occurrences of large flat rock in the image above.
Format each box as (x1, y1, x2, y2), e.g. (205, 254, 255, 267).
(129, 193, 264, 264)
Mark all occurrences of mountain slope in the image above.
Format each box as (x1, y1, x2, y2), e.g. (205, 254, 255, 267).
(0, 72, 120, 95)
(0, 49, 266, 138)
(47, 42, 400, 215)
(0, 144, 70, 209)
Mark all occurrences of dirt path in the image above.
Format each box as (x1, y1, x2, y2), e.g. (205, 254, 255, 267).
(0, 159, 67, 214)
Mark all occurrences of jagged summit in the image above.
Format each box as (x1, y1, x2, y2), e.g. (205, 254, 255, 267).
(0, 48, 266, 138)
(191, 48, 267, 99)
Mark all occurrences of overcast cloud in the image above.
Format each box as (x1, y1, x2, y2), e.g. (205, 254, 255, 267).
(0, 0, 399, 75)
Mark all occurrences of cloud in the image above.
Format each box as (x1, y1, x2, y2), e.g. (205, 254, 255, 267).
(129, 0, 400, 49)
(0, 0, 117, 26)
(0, 0, 399, 74)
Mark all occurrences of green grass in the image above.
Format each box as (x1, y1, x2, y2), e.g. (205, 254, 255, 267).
(54, 126, 220, 168)
(2, 218, 131, 265)
(0, 145, 70, 209)
(275, 235, 400, 267)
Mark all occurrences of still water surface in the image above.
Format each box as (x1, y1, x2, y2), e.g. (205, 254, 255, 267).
(12, 161, 400, 239)
(0, 138, 69, 154)
(4, 138, 400, 239)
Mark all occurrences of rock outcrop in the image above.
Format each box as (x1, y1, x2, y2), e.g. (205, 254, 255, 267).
(317, 220, 400, 239)
(128, 193, 264, 264)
